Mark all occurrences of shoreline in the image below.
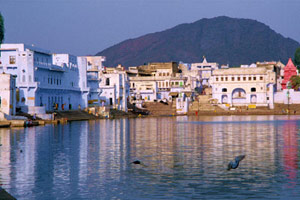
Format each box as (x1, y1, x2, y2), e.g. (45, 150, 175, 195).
(0, 109, 297, 128)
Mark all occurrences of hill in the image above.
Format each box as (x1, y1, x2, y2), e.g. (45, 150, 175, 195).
(95, 16, 300, 67)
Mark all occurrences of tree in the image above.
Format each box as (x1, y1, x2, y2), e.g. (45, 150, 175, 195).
(0, 12, 4, 44)
(294, 47, 300, 68)
(290, 75, 300, 91)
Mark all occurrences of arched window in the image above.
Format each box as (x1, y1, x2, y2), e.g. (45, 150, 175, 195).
(251, 87, 256, 92)
(222, 88, 227, 92)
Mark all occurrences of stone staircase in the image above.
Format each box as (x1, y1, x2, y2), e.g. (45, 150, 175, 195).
(54, 110, 98, 121)
(274, 103, 300, 114)
(189, 95, 225, 113)
(143, 102, 176, 116)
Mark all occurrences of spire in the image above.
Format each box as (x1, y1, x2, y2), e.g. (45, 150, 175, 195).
(285, 58, 296, 70)
(202, 56, 207, 63)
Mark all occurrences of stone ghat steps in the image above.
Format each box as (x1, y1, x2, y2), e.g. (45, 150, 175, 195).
(273, 103, 300, 114)
(189, 101, 225, 112)
(143, 102, 176, 116)
(54, 110, 98, 121)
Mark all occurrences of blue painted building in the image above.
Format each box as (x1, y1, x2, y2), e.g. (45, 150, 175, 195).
(0, 44, 89, 117)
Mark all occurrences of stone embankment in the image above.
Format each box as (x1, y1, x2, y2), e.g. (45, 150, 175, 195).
(0, 103, 299, 129)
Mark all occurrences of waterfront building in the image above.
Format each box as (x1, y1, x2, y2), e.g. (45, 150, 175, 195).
(190, 57, 219, 88)
(210, 66, 276, 109)
(128, 62, 178, 102)
(281, 58, 298, 89)
(80, 56, 106, 106)
(256, 61, 285, 91)
(99, 65, 129, 112)
(0, 73, 16, 118)
(0, 44, 88, 116)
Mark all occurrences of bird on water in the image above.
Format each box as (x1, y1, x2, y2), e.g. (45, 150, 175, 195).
(227, 155, 245, 170)
(131, 160, 141, 165)
(131, 160, 147, 167)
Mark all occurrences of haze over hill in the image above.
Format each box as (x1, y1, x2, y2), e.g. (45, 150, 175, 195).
(96, 16, 300, 67)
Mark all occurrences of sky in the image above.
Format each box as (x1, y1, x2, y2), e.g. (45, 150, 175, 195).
(0, 0, 299, 57)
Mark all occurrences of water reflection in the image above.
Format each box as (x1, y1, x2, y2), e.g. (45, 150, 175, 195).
(0, 115, 299, 199)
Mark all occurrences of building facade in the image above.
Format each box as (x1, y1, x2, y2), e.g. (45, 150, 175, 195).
(210, 66, 276, 108)
(0, 44, 88, 115)
(0, 73, 16, 117)
(99, 65, 129, 112)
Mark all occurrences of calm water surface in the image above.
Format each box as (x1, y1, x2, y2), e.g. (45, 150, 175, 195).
(0, 115, 300, 199)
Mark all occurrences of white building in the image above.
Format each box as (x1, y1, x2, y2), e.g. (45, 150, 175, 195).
(80, 56, 106, 107)
(0, 44, 89, 117)
(190, 57, 219, 88)
(99, 65, 129, 112)
(0, 73, 16, 118)
(210, 66, 276, 109)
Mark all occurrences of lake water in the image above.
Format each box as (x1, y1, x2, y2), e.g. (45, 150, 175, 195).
(0, 115, 300, 199)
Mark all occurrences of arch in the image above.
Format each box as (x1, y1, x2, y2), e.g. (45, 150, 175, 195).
(221, 95, 228, 104)
(250, 95, 257, 103)
(232, 88, 246, 99)
(232, 88, 247, 105)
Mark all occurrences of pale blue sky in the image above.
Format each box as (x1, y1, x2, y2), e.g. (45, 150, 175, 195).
(0, 0, 299, 56)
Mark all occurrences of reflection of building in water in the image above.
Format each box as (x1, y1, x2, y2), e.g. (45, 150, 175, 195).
(282, 121, 298, 187)
(96, 119, 129, 182)
(211, 116, 276, 170)
(77, 121, 89, 192)
(0, 129, 11, 185)
(12, 127, 36, 195)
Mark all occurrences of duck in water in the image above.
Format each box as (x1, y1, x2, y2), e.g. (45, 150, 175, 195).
(227, 155, 245, 170)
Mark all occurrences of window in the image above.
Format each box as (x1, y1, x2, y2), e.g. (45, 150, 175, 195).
(158, 82, 161, 87)
(159, 73, 162, 76)
(166, 82, 169, 87)
(106, 78, 110, 85)
(243, 77, 246, 81)
(267, 97, 269, 100)
(253, 77, 256, 81)
(167, 73, 169, 76)
(163, 73, 165, 76)
(222, 88, 227, 92)
(238, 77, 241, 81)
(260, 76, 263, 80)
(162, 82, 165, 87)
(221, 77, 224, 81)
(216, 77, 219, 81)
(225, 77, 228, 81)
(22, 75, 26, 82)
(175, 82, 179, 85)
(9, 56, 16, 64)
(231, 77, 235, 81)
(251, 87, 256, 92)
(249, 77, 252, 81)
